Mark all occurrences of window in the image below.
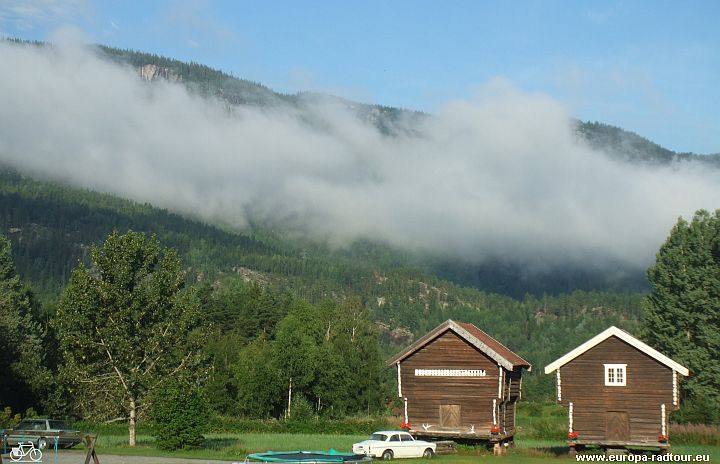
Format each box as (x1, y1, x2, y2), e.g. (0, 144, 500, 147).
(389, 435, 400, 442)
(604, 364, 627, 386)
(401, 434, 415, 442)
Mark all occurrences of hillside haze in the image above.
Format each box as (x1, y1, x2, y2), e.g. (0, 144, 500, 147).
(1, 39, 720, 297)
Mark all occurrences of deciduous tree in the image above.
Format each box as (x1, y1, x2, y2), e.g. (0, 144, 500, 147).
(55, 231, 207, 445)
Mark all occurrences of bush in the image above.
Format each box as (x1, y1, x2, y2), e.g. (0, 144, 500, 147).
(673, 395, 720, 424)
(526, 417, 566, 440)
(206, 414, 392, 434)
(522, 402, 543, 417)
(0, 407, 20, 428)
(150, 380, 210, 451)
(288, 395, 314, 422)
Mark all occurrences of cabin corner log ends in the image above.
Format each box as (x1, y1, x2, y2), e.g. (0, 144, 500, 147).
(388, 319, 531, 443)
(545, 326, 689, 453)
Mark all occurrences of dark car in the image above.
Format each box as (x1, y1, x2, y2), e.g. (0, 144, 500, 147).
(1, 419, 82, 449)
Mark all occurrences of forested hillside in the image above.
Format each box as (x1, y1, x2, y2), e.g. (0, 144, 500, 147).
(577, 121, 720, 166)
(0, 166, 643, 404)
(96, 44, 720, 162)
(96, 45, 424, 136)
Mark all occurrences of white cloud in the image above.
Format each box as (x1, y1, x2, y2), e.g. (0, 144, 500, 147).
(0, 42, 718, 272)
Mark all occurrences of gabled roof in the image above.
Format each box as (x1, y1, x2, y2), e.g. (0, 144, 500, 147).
(386, 319, 531, 371)
(543, 326, 689, 376)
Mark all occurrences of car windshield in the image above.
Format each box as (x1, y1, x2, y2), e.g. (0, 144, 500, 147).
(15, 420, 32, 429)
(370, 433, 388, 441)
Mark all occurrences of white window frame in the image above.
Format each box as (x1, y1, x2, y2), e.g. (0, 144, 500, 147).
(604, 363, 627, 386)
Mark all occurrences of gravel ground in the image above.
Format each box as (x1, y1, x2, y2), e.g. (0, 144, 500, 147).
(2, 450, 240, 464)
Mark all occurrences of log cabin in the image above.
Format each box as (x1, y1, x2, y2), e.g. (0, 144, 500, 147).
(387, 319, 531, 444)
(544, 326, 690, 453)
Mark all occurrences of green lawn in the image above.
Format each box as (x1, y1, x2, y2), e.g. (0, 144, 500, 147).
(84, 432, 369, 460)
(53, 432, 720, 463)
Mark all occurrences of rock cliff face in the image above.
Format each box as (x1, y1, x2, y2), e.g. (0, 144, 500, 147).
(137, 64, 181, 82)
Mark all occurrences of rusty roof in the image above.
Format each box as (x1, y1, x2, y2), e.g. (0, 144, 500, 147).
(386, 319, 531, 371)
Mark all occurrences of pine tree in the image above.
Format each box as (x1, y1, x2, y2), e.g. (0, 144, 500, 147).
(0, 235, 50, 412)
(641, 210, 720, 417)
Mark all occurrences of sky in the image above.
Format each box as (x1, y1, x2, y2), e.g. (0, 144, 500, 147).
(0, 0, 718, 154)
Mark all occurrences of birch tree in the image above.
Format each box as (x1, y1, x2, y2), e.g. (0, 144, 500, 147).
(55, 231, 206, 446)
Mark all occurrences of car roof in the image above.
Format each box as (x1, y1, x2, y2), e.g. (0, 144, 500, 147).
(373, 431, 410, 435)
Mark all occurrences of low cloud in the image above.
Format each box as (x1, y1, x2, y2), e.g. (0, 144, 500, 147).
(1, 41, 718, 272)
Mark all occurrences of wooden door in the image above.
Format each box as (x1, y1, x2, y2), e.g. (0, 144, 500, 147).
(439, 404, 461, 429)
(605, 411, 630, 441)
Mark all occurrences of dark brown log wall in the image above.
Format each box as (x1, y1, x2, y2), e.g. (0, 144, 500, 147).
(399, 330, 521, 435)
(559, 336, 675, 444)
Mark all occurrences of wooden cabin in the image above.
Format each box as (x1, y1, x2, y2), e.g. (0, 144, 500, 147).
(544, 326, 689, 453)
(387, 319, 531, 444)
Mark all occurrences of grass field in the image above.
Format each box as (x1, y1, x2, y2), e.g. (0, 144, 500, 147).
(55, 407, 719, 462)
(52, 432, 720, 463)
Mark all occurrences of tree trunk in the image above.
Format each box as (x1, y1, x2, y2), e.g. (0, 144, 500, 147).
(128, 397, 137, 447)
(286, 377, 292, 419)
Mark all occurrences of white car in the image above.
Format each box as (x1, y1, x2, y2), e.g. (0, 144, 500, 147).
(352, 431, 436, 460)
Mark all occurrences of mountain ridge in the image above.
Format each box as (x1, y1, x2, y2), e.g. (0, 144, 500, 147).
(95, 42, 719, 162)
(0, 38, 712, 299)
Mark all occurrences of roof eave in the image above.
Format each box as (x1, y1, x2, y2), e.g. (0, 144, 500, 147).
(449, 321, 515, 371)
(386, 319, 531, 371)
(544, 326, 690, 376)
(385, 320, 454, 366)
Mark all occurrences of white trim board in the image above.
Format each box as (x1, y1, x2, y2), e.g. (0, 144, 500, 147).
(450, 320, 515, 371)
(543, 326, 689, 376)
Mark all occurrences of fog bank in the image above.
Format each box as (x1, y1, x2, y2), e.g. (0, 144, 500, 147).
(1, 42, 718, 271)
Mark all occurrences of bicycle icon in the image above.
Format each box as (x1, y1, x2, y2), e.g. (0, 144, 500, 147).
(9, 442, 42, 462)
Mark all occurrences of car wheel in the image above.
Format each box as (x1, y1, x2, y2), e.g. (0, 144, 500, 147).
(37, 437, 47, 450)
(381, 450, 393, 460)
(423, 448, 434, 459)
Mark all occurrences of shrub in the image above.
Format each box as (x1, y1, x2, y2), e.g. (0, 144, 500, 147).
(150, 380, 210, 451)
(522, 402, 543, 417)
(527, 417, 566, 440)
(673, 395, 720, 424)
(0, 407, 20, 428)
(206, 414, 392, 434)
(288, 395, 314, 422)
